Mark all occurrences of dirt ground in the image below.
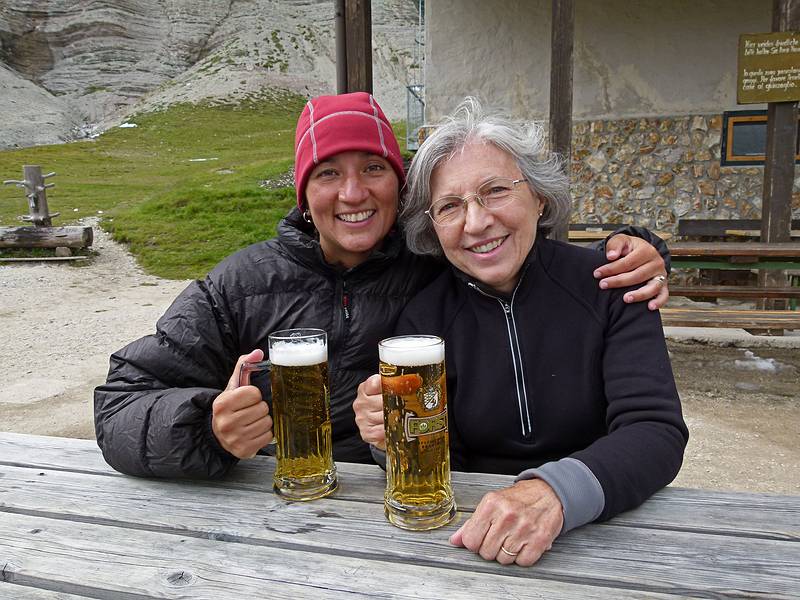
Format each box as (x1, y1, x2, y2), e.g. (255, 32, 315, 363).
(1, 224, 798, 495)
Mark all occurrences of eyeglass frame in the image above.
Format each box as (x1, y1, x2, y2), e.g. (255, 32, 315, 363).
(424, 177, 529, 226)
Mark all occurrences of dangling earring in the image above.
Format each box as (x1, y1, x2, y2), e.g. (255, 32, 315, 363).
(302, 209, 313, 223)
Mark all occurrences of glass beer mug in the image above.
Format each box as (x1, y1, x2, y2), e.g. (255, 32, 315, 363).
(241, 328, 337, 501)
(378, 335, 456, 530)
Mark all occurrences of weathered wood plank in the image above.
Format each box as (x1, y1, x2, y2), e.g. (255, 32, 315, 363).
(0, 433, 509, 509)
(2, 433, 798, 540)
(0, 513, 671, 600)
(670, 241, 800, 257)
(661, 307, 800, 329)
(0, 256, 89, 262)
(0, 586, 89, 599)
(1, 465, 797, 598)
(725, 229, 800, 238)
(0, 434, 112, 474)
(670, 285, 800, 299)
(678, 218, 800, 237)
(0, 227, 93, 249)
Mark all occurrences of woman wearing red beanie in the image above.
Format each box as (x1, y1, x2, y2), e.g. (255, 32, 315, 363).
(94, 92, 671, 479)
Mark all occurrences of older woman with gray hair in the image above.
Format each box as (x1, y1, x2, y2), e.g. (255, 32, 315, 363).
(354, 98, 688, 566)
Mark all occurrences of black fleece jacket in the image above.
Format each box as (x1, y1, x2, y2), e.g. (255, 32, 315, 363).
(395, 235, 688, 523)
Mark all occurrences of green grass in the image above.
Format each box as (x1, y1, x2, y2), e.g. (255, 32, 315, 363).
(0, 95, 410, 279)
(0, 94, 306, 278)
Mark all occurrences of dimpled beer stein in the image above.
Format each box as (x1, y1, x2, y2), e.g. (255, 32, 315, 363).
(379, 335, 456, 530)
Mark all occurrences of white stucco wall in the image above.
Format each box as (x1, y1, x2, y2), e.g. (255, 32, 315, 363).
(425, 0, 771, 121)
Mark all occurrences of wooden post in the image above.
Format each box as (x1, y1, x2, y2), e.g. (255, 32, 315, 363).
(3, 165, 59, 227)
(335, 0, 348, 94)
(761, 0, 799, 244)
(758, 0, 800, 309)
(23, 165, 58, 226)
(344, 0, 372, 94)
(549, 0, 574, 242)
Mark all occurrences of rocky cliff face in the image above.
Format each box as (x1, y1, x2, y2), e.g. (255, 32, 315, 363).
(0, 0, 422, 149)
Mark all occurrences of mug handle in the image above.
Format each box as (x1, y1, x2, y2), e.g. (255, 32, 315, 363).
(238, 359, 271, 388)
(238, 359, 275, 448)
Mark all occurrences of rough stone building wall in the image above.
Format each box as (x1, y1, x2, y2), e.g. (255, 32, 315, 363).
(569, 114, 800, 233)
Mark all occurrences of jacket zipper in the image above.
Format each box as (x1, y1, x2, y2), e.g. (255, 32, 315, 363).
(330, 277, 349, 363)
(341, 280, 351, 321)
(467, 279, 533, 439)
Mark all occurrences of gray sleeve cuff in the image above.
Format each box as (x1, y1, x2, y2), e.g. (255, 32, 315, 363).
(515, 457, 605, 534)
(370, 445, 387, 470)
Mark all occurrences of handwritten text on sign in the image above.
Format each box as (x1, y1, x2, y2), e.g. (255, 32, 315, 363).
(738, 33, 800, 104)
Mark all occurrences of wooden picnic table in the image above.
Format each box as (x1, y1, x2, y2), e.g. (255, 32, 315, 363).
(724, 229, 800, 239)
(1, 432, 798, 599)
(670, 241, 800, 270)
(568, 229, 672, 242)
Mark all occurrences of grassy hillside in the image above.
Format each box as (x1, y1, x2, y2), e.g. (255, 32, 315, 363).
(0, 94, 307, 279)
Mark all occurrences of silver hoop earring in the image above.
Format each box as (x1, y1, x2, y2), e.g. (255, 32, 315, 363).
(302, 210, 312, 223)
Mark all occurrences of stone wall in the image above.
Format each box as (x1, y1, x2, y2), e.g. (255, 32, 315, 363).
(569, 114, 800, 232)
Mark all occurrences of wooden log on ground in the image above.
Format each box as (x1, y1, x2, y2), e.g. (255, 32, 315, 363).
(0, 226, 93, 249)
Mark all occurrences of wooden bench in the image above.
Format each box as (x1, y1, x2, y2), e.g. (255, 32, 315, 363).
(678, 218, 800, 238)
(724, 229, 800, 239)
(567, 223, 672, 242)
(667, 242, 800, 331)
(670, 241, 800, 271)
(669, 285, 800, 300)
(661, 307, 800, 331)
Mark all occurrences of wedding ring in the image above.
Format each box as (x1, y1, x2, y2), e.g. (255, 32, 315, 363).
(653, 275, 667, 285)
(500, 545, 519, 557)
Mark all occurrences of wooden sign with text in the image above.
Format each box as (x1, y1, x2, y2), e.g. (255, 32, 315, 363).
(738, 32, 800, 104)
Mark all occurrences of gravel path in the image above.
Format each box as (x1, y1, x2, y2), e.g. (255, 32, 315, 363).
(1, 226, 797, 494)
(0, 219, 189, 438)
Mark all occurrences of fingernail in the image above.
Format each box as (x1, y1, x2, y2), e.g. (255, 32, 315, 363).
(593, 270, 601, 278)
(599, 281, 608, 289)
(624, 294, 633, 302)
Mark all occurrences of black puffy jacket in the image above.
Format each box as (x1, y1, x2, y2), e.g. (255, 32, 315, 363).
(94, 208, 440, 478)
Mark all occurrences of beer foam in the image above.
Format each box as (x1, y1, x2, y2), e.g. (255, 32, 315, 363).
(379, 336, 444, 366)
(269, 339, 327, 366)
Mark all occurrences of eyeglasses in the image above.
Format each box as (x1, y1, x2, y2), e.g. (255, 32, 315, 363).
(425, 177, 528, 226)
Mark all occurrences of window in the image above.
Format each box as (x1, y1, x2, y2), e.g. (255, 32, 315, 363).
(721, 110, 800, 166)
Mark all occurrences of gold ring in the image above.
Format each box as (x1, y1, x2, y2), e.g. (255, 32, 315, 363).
(500, 545, 519, 557)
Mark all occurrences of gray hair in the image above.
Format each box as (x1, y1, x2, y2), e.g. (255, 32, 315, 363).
(402, 97, 571, 257)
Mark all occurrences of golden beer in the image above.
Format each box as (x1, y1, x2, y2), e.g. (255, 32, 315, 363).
(269, 329, 337, 501)
(379, 335, 456, 530)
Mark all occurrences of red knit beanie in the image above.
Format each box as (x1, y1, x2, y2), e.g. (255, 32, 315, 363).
(294, 92, 405, 209)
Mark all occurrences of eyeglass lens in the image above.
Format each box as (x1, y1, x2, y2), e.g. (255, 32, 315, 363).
(429, 177, 519, 224)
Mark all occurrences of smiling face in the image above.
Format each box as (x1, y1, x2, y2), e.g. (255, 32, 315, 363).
(304, 151, 400, 268)
(429, 141, 542, 294)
